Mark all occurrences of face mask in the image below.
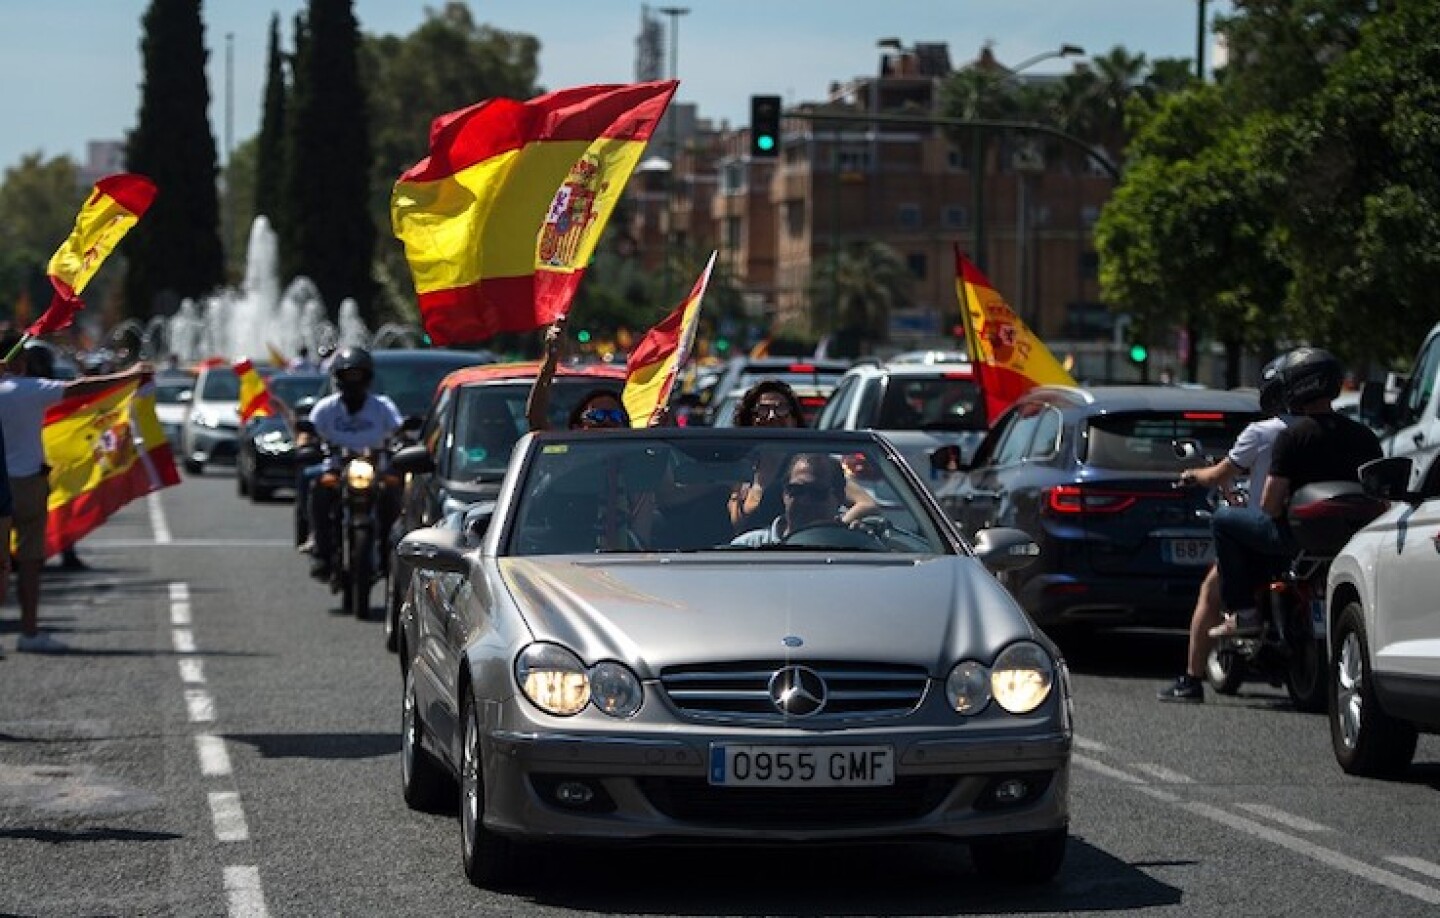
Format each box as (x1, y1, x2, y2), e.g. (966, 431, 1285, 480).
(339, 381, 368, 409)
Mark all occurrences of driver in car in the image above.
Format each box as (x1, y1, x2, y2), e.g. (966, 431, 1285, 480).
(731, 453, 849, 546)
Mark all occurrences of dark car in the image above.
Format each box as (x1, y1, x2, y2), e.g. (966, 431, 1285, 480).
(383, 360, 627, 650)
(315, 348, 495, 421)
(234, 371, 326, 501)
(699, 356, 851, 425)
(933, 385, 1260, 635)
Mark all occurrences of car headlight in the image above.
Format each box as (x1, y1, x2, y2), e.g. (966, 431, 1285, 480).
(516, 644, 590, 716)
(990, 641, 1055, 714)
(588, 661, 643, 718)
(344, 458, 376, 490)
(945, 660, 992, 715)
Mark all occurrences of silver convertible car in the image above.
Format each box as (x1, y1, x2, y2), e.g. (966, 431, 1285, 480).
(396, 428, 1072, 888)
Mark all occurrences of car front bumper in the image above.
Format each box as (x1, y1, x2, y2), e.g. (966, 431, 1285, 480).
(186, 425, 239, 465)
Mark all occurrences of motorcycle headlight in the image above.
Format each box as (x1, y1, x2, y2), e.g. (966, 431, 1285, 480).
(515, 644, 590, 716)
(588, 661, 643, 718)
(945, 660, 992, 715)
(990, 641, 1055, 715)
(344, 458, 376, 490)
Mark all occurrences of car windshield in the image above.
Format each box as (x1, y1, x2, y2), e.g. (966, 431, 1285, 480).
(876, 374, 988, 431)
(450, 378, 612, 479)
(154, 378, 193, 404)
(373, 355, 485, 418)
(268, 373, 323, 408)
(506, 433, 952, 556)
(1084, 411, 1257, 472)
(200, 370, 240, 401)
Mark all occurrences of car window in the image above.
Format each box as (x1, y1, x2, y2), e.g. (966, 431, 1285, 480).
(1083, 411, 1256, 472)
(154, 380, 193, 404)
(423, 386, 455, 471)
(268, 374, 323, 409)
(994, 412, 1041, 466)
(444, 378, 615, 478)
(507, 436, 951, 556)
(1026, 406, 1063, 460)
(817, 376, 858, 429)
(876, 374, 986, 431)
(200, 370, 239, 401)
(1399, 335, 1440, 426)
(968, 408, 1018, 469)
(854, 378, 882, 428)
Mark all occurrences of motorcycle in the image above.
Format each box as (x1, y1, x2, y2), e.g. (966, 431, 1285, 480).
(314, 447, 397, 618)
(1205, 481, 1388, 711)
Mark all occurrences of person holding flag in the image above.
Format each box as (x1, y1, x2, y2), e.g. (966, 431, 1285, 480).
(525, 316, 630, 432)
(0, 331, 151, 653)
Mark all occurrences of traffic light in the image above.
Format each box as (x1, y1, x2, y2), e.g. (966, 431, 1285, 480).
(750, 95, 781, 158)
(1128, 343, 1149, 366)
(577, 329, 592, 344)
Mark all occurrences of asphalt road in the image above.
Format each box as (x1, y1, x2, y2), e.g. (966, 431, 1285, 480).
(1, 470, 1438, 917)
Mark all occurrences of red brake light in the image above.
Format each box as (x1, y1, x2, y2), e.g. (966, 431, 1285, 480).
(1182, 412, 1224, 420)
(942, 370, 973, 379)
(1044, 485, 1141, 515)
(787, 363, 816, 373)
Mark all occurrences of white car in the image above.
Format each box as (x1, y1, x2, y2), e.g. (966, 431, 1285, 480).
(1325, 455, 1440, 776)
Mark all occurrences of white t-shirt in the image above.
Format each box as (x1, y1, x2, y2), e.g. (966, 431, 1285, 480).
(1228, 416, 1290, 495)
(0, 375, 67, 476)
(308, 392, 403, 457)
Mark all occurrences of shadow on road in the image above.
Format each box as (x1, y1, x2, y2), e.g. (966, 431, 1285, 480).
(224, 732, 400, 760)
(1048, 628, 1189, 680)
(0, 826, 182, 845)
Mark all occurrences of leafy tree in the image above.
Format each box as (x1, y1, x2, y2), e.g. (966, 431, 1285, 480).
(125, 0, 224, 318)
(281, 0, 374, 322)
(222, 138, 258, 280)
(0, 155, 83, 323)
(254, 14, 287, 226)
(807, 240, 913, 357)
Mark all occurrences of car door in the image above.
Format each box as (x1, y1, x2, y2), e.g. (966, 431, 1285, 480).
(953, 408, 1037, 535)
(1378, 495, 1440, 681)
(1384, 332, 1440, 489)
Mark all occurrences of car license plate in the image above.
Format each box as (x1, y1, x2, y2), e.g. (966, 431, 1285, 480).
(1163, 537, 1214, 566)
(708, 744, 894, 787)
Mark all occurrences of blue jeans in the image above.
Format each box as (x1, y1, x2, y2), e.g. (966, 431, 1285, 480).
(295, 463, 324, 544)
(1212, 505, 1294, 613)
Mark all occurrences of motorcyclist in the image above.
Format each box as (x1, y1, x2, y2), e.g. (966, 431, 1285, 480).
(1158, 356, 1290, 702)
(1208, 347, 1381, 638)
(305, 347, 403, 580)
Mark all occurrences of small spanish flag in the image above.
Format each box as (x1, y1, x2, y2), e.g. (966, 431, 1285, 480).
(623, 252, 714, 427)
(233, 357, 275, 424)
(391, 81, 677, 345)
(33, 173, 157, 338)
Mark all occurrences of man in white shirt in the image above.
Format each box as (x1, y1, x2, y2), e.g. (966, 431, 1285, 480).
(0, 331, 150, 653)
(305, 347, 402, 580)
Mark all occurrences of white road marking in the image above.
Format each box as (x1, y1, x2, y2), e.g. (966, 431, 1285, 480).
(208, 791, 249, 842)
(1073, 756, 1440, 905)
(1388, 856, 1440, 882)
(169, 583, 189, 602)
(223, 865, 270, 918)
(1131, 762, 1196, 784)
(148, 493, 172, 544)
(195, 734, 233, 777)
(1073, 735, 1109, 753)
(178, 659, 206, 684)
(185, 689, 215, 723)
(1237, 802, 1331, 833)
(173, 629, 197, 654)
(171, 602, 192, 626)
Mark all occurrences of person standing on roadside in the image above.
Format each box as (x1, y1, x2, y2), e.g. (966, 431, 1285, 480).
(0, 421, 12, 614)
(0, 330, 151, 653)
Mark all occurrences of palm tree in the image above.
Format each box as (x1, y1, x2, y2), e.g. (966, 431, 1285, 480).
(807, 240, 914, 356)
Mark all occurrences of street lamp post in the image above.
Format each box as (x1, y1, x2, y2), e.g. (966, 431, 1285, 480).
(970, 44, 1084, 272)
(658, 6, 689, 304)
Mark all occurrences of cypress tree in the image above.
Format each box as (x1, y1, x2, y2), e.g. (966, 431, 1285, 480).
(281, 0, 374, 322)
(254, 14, 287, 227)
(124, 0, 224, 319)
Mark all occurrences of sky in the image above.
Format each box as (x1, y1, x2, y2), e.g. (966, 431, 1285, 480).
(0, 0, 1232, 175)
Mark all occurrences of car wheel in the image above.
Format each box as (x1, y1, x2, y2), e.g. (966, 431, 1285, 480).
(237, 470, 249, 496)
(460, 686, 519, 889)
(400, 665, 451, 812)
(1206, 646, 1244, 696)
(347, 528, 373, 619)
(252, 484, 273, 502)
(970, 829, 1067, 884)
(184, 457, 203, 474)
(1286, 636, 1328, 714)
(1330, 602, 1418, 776)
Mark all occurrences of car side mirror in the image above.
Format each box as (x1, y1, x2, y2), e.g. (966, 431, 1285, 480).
(397, 526, 469, 574)
(1358, 380, 1389, 427)
(1359, 455, 1413, 501)
(972, 526, 1040, 573)
(930, 444, 967, 474)
(462, 500, 496, 546)
(178, 390, 193, 404)
(391, 443, 436, 476)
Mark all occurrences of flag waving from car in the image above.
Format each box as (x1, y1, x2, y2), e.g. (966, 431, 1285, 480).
(955, 246, 1076, 419)
(391, 81, 677, 346)
(233, 357, 275, 424)
(623, 252, 715, 427)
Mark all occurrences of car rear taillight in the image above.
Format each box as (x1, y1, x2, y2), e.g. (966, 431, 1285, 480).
(1044, 484, 1145, 515)
(787, 363, 816, 373)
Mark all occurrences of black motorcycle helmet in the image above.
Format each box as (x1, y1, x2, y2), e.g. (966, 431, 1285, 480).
(1257, 355, 1286, 416)
(1279, 346, 1344, 411)
(331, 347, 374, 387)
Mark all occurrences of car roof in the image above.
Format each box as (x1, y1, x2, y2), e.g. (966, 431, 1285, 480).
(1022, 384, 1261, 413)
(437, 359, 627, 392)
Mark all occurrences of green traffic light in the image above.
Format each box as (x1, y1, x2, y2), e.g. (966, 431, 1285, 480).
(756, 135, 775, 152)
(577, 329, 592, 344)
(1129, 344, 1148, 363)
(715, 337, 730, 353)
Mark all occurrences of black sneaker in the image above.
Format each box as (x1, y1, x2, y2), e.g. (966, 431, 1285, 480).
(309, 558, 332, 581)
(1157, 675, 1204, 703)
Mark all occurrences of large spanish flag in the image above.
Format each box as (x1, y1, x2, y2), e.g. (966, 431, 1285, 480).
(391, 81, 677, 346)
(233, 357, 274, 424)
(955, 246, 1076, 420)
(35, 173, 158, 339)
(622, 252, 715, 427)
(41, 376, 180, 558)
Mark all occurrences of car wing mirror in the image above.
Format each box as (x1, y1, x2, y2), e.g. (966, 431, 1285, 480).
(972, 526, 1040, 573)
(462, 500, 496, 546)
(1358, 380, 1388, 427)
(391, 443, 436, 476)
(1358, 455, 1414, 501)
(397, 526, 469, 574)
(930, 444, 967, 474)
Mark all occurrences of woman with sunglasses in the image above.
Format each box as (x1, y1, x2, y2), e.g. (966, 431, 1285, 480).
(526, 318, 632, 432)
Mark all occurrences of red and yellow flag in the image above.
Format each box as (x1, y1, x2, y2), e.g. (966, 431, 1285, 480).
(391, 81, 677, 346)
(41, 376, 180, 558)
(233, 357, 274, 424)
(622, 252, 715, 427)
(33, 173, 157, 339)
(955, 246, 1076, 420)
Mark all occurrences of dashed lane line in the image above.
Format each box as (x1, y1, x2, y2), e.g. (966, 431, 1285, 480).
(223, 866, 270, 918)
(1236, 802, 1332, 833)
(195, 734, 233, 778)
(1387, 856, 1440, 882)
(208, 791, 251, 842)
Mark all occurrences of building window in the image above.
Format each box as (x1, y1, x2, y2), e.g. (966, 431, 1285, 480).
(946, 148, 968, 172)
(906, 253, 928, 279)
(1080, 205, 1100, 228)
(725, 217, 742, 251)
(897, 203, 921, 230)
(1078, 251, 1099, 280)
(943, 206, 969, 230)
(834, 147, 873, 172)
(719, 160, 747, 195)
(784, 201, 806, 238)
(1033, 205, 1051, 227)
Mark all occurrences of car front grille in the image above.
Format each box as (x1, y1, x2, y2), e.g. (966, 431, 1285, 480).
(638, 776, 954, 827)
(659, 661, 929, 722)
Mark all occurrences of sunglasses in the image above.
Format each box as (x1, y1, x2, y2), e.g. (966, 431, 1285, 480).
(753, 401, 792, 419)
(783, 481, 830, 501)
(580, 408, 627, 426)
